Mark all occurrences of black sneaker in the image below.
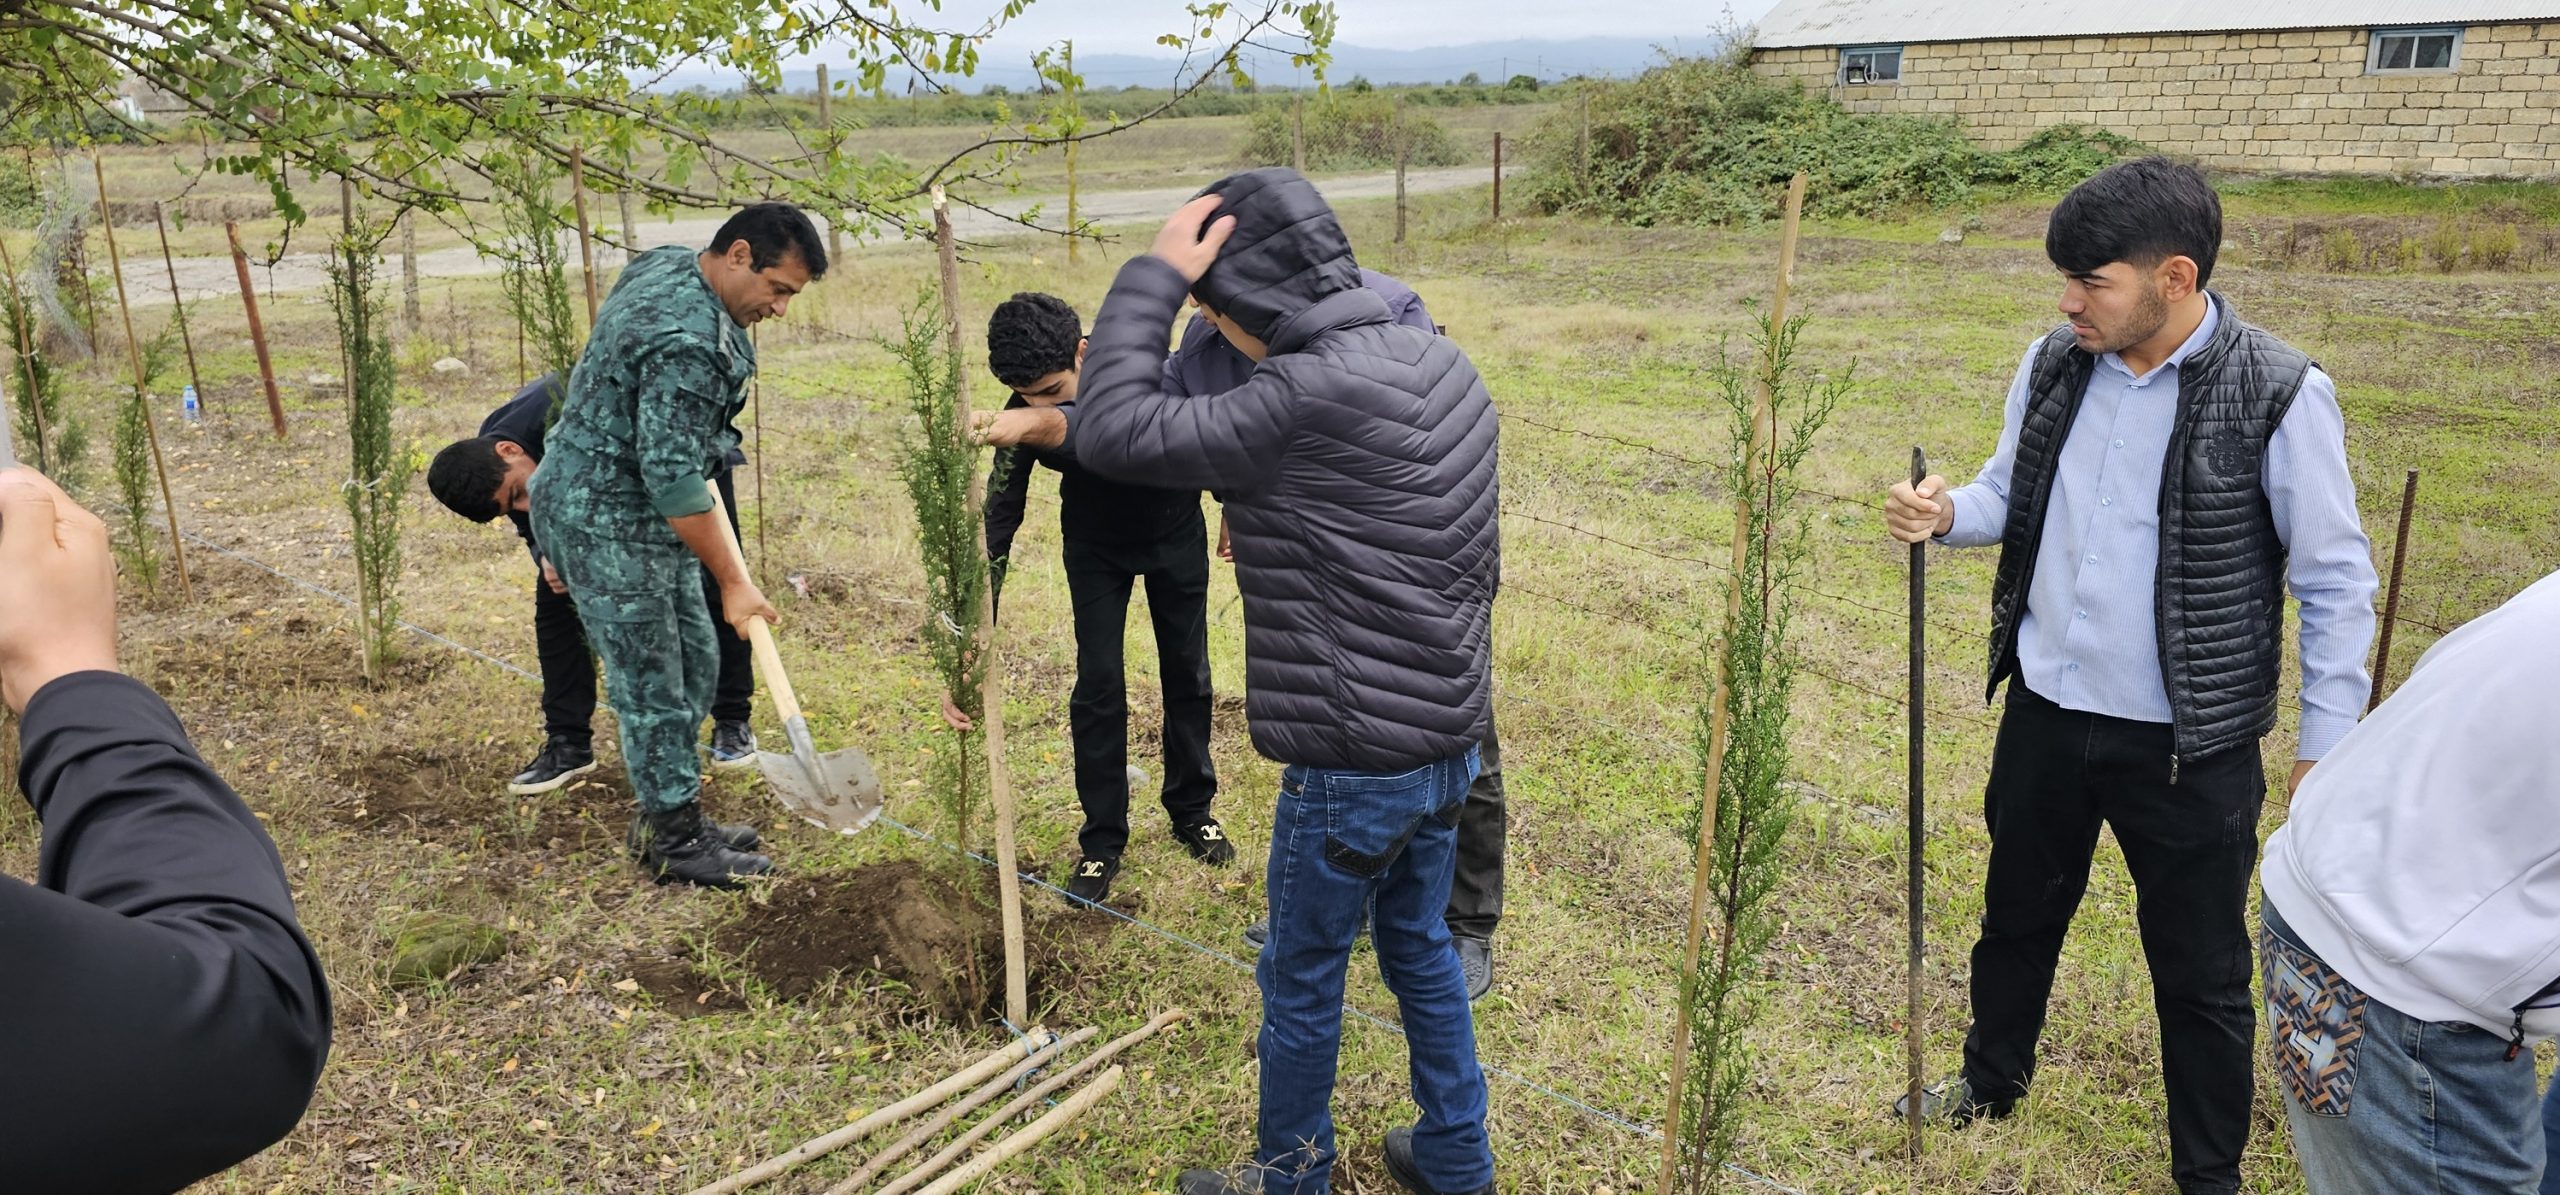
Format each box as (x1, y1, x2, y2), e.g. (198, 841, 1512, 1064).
(1890, 1074, 2016, 1126)
(638, 802, 774, 889)
(624, 811, 762, 859)
(1454, 935, 1493, 1003)
(509, 736, 598, 795)
(1383, 1126, 1494, 1195)
(1173, 818, 1237, 865)
(707, 720, 758, 770)
(1064, 855, 1121, 907)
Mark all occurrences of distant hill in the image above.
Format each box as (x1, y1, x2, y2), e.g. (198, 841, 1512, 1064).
(645, 36, 1732, 96)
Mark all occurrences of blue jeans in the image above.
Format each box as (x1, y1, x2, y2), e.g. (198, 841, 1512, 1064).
(1256, 750, 1491, 1194)
(2265, 900, 2546, 1195)
(2544, 1076, 2560, 1195)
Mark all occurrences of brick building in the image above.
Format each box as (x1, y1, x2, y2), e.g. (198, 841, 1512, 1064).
(1748, 1, 2560, 176)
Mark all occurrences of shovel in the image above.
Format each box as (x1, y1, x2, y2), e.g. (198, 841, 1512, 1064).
(707, 488, 883, 834)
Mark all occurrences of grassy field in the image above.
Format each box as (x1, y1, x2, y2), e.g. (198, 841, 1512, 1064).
(1, 159, 2556, 1194)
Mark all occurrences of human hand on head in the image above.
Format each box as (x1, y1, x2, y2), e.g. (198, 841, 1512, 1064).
(0, 467, 120, 714)
(1149, 194, 1237, 284)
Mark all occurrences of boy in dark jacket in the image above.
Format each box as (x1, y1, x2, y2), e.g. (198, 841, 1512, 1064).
(977, 168, 1499, 1195)
(1174, 270, 1511, 1004)
(427, 374, 761, 797)
(951, 292, 1231, 906)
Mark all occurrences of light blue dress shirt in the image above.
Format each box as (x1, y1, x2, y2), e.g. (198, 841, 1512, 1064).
(1939, 302, 2378, 760)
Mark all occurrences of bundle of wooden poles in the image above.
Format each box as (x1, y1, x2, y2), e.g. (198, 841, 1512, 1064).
(685, 1009, 1184, 1195)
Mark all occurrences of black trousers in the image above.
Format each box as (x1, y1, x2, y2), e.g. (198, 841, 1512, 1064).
(1445, 717, 1505, 942)
(1961, 684, 2263, 1195)
(1062, 527, 1217, 859)
(532, 469, 755, 747)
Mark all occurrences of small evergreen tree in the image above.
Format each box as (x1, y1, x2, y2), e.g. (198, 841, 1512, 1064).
(4, 275, 87, 486)
(329, 197, 412, 686)
(493, 154, 581, 413)
(108, 330, 180, 592)
(889, 295, 995, 855)
(1672, 310, 1842, 1190)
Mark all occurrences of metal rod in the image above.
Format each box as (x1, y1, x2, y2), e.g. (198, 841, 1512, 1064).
(2368, 468, 2421, 711)
(152, 203, 205, 407)
(1905, 445, 1929, 1170)
(226, 221, 286, 438)
(94, 154, 193, 600)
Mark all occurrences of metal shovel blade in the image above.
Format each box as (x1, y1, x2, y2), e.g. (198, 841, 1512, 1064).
(759, 716, 883, 835)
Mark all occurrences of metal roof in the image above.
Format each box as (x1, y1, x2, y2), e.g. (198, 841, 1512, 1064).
(1752, 0, 2560, 48)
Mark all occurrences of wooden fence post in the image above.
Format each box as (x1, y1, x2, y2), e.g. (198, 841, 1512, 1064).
(226, 221, 287, 438)
(94, 155, 193, 601)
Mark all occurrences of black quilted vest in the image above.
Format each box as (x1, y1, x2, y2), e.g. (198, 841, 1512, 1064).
(1986, 294, 2313, 769)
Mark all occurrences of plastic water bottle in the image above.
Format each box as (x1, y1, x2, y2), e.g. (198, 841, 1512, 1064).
(180, 383, 200, 423)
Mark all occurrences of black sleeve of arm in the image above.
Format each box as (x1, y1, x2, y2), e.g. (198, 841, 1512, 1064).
(983, 440, 1039, 618)
(1, 672, 333, 1194)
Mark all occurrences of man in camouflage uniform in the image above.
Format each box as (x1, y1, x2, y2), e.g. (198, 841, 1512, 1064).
(529, 203, 827, 888)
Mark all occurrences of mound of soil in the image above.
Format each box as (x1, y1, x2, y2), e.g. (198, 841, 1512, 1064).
(635, 859, 1117, 1024)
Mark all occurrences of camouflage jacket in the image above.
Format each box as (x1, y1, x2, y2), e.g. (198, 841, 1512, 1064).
(533, 245, 754, 549)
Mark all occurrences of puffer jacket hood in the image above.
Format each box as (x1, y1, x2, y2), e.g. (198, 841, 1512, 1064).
(1188, 168, 1363, 345)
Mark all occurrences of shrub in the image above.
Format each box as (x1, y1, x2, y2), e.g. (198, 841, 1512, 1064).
(2321, 227, 2362, 272)
(1517, 57, 2143, 226)
(2469, 222, 2520, 271)
(1240, 93, 1464, 171)
(2425, 220, 2466, 272)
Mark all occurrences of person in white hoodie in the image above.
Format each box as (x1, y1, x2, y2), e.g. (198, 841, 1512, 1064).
(2260, 567, 2560, 1195)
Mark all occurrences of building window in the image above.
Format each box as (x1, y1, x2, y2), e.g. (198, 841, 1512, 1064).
(2369, 27, 2462, 73)
(1839, 45, 1903, 86)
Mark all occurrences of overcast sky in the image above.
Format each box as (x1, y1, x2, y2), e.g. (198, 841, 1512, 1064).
(794, 0, 1785, 63)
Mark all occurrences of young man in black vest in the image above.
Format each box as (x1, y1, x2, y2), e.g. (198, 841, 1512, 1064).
(1884, 158, 2377, 1195)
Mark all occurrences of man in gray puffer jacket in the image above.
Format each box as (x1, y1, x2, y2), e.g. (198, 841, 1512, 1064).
(976, 167, 1498, 1195)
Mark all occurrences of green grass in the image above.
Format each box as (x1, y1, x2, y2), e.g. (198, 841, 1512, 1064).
(7, 176, 2556, 1194)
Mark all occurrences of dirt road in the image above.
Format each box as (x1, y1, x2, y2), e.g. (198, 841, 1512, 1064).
(120, 166, 1491, 307)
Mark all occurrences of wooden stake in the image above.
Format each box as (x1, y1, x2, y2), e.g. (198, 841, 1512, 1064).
(570, 146, 600, 328)
(907, 1067, 1124, 1195)
(824, 1027, 1100, 1195)
(1063, 42, 1079, 265)
(1292, 92, 1305, 173)
(152, 203, 205, 406)
(225, 221, 286, 438)
(400, 208, 421, 329)
(682, 1036, 1049, 1195)
(0, 235, 53, 471)
(935, 184, 1030, 1031)
(876, 1010, 1188, 1195)
(1394, 96, 1409, 247)
(94, 156, 193, 600)
(1656, 171, 1806, 1195)
(817, 64, 844, 267)
(1492, 131, 1504, 220)
(2368, 468, 2420, 710)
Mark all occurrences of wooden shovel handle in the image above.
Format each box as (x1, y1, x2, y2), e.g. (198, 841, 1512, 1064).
(705, 487, 802, 724)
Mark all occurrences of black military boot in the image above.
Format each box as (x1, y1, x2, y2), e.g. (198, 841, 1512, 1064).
(625, 810, 762, 861)
(637, 802, 774, 889)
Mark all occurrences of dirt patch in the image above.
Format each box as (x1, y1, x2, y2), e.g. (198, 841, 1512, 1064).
(329, 746, 627, 855)
(635, 860, 1116, 1023)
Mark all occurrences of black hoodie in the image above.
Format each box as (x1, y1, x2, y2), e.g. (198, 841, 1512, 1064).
(1065, 168, 1498, 772)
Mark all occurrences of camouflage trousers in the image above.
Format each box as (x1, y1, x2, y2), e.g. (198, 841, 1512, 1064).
(533, 528, 716, 816)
